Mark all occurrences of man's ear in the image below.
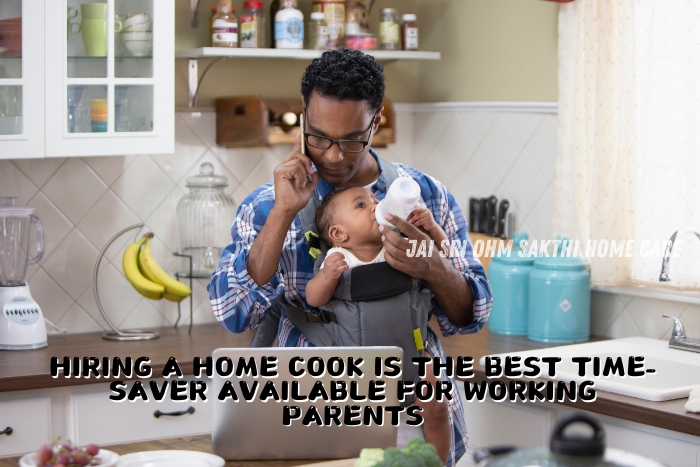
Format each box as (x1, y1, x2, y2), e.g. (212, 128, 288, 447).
(328, 225, 348, 244)
(301, 96, 307, 115)
(373, 105, 384, 132)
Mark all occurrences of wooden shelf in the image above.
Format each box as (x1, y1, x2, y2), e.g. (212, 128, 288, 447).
(175, 47, 440, 61)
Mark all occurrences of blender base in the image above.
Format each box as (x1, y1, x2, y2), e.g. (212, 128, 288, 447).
(102, 330, 160, 341)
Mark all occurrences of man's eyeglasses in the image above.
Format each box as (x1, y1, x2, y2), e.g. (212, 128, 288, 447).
(303, 112, 376, 154)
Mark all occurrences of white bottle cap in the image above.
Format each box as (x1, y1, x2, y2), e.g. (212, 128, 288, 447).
(402, 14, 417, 22)
(311, 12, 325, 20)
(389, 177, 421, 205)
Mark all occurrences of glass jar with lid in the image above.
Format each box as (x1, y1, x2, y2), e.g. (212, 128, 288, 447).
(379, 8, 400, 50)
(176, 162, 236, 277)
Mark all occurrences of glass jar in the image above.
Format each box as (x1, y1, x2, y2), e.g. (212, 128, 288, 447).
(176, 162, 237, 278)
(379, 8, 400, 51)
(307, 12, 328, 50)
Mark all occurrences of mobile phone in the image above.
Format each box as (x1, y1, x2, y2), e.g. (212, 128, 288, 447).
(299, 113, 306, 155)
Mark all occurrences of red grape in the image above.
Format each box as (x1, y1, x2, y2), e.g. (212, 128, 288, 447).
(85, 444, 99, 456)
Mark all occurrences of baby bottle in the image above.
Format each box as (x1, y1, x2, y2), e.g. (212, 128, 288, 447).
(376, 177, 421, 226)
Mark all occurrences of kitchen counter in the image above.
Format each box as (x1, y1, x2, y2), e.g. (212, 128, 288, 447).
(0, 434, 339, 467)
(1, 322, 699, 440)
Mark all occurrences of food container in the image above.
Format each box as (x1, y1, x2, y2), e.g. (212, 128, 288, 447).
(345, 33, 375, 50)
(176, 162, 237, 278)
(475, 412, 666, 467)
(528, 239, 591, 343)
(488, 233, 536, 335)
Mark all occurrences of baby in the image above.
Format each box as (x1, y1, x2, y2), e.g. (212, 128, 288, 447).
(305, 186, 451, 463)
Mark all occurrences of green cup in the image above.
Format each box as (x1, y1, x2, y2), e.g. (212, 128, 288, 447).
(81, 19, 107, 56)
(81, 3, 107, 20)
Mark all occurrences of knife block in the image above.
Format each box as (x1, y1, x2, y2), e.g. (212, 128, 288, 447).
(215, 95, 396, 148)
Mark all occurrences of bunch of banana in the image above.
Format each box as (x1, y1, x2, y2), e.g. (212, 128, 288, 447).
(122, 233, 192, 302)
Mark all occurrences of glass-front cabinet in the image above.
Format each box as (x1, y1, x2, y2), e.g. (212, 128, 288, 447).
(0, 0, 44, 158)
(0, 0, 173, 159)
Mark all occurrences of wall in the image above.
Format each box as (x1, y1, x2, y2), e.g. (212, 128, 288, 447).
(417, 0, 559, 103)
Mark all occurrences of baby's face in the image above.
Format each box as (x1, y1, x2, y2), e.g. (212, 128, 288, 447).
(332, 187, 383, 246)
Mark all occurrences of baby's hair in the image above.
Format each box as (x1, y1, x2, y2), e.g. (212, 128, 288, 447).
(315, 187, 352, 247)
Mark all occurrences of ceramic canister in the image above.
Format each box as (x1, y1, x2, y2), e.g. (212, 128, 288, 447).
(488, 246, 536, 335)
(528, 253, 591, 343)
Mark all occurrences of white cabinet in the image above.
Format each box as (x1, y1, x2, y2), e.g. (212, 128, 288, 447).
(68, 379, 212, 446)
(0, 396, 51, 457)
(0, 0, 174, 159)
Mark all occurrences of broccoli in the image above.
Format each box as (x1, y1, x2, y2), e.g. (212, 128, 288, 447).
(356, 438, 443, 467)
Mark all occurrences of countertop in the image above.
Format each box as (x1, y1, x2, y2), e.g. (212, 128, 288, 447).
(1, 322, 699, 440)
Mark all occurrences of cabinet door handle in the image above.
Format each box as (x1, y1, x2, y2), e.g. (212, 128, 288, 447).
(153, 406, 195, 418)
(0, 427, 12, 436)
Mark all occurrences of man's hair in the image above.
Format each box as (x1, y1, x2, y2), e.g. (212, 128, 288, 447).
(301, 49, 385, 112)
(315, 187, 352, 247)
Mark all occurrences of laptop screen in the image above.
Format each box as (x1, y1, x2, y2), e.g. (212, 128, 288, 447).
(211, 346, 404, 460)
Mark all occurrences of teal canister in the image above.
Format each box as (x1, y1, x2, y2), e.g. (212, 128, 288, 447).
(528, 250, 591, 343)
(488, 241, 536, 335)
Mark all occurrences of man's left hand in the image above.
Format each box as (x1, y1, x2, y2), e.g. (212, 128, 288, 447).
(379, 213, 445, 282)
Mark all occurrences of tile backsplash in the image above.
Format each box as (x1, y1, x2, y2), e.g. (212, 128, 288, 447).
(1, 106, 697, 339)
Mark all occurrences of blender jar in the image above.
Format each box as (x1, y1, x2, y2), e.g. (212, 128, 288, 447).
(0, 197, 45, 286)
(176, 163, 237, 278)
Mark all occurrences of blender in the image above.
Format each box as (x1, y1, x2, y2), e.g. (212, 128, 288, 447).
(0, 197, 47, 350)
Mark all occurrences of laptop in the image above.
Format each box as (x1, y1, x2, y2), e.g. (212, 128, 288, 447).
(211, 346, 402, 460)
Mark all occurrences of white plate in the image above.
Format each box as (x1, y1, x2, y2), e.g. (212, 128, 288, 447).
(19, 449, 119, 467)
(117, 450, 225, 467)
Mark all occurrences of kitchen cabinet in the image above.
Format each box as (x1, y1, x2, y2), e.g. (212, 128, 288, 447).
(0, 0, 174, 160)
(0, 379, 212, 455)
(0, 396, 51, 457)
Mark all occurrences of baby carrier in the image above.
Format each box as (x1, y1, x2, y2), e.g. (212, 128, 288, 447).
(255, 159, 433, 390)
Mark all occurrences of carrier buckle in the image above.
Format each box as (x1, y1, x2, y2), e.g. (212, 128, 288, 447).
(305, 307, 337, 324)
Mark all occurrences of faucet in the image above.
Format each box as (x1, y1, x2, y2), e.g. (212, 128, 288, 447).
(663, 314, 700, 353)
(659, 226, 700, 282)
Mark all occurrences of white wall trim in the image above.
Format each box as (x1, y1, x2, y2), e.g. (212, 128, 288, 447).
(394, 101, 558, 114)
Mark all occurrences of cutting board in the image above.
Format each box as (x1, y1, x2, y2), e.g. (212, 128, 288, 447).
(298, 459, 358, 467)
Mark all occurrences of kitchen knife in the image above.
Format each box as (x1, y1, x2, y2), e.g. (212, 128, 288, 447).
(497, 199, 510, 239)
(479, 198, 490, 233)
(469, 198, 481, 233)
(506, 212, 515, 240)
(486, 195, 498, 236)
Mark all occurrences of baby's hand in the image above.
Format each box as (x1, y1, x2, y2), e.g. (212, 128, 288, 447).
(321, 252, 349, 280)
(407, 206, 437, 233)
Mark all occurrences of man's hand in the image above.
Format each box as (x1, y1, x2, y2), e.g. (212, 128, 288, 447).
(321, 252, 349, 280)
(273, 133, 320, 215)
(380, 213, 445, 282)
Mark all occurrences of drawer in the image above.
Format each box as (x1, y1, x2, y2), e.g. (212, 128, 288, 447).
(69, 379, 212, 446)
(0, 397, 51, 457)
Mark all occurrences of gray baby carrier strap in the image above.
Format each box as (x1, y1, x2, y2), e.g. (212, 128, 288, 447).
(285, 160, 434, 389)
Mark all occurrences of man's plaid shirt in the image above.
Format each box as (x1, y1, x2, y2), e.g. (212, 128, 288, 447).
(209, 151, 492, 466)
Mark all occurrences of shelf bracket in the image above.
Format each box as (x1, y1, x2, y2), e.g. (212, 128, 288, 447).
(188, 57, 226, 107)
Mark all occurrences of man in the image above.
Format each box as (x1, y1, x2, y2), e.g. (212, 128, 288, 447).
(209, 49, 492, 466)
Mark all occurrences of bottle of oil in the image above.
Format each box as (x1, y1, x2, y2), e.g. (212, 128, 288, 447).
(270, 0, 280, 48)
(212, 0, 238, 48)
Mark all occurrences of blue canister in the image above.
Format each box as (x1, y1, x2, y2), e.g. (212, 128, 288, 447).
(488, 235, 536, 335)
(528, 244, 591, 343)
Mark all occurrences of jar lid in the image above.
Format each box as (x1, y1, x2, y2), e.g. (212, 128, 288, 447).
(311, 12, 325, 20)
(0, 206, 34, 217)
(492, 248, 537, 265)
(381, 8, 398, 12)
(534, 255, 589, 270)
(244, 1, 263, 8)
(402, 14, 417, 21)
(186, 162, 229, 188)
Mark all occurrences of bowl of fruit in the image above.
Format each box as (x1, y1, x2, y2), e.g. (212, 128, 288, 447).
(19, 441, 119, 467)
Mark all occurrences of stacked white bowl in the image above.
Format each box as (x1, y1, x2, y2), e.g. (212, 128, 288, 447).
(121, 12, 152, 57)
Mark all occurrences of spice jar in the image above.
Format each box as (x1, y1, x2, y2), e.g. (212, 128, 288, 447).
(312, 0, 345, 48)
(212, 0, 238, 48)
(307, 12, 328, 50)
(240, 1, 268, 48)
(345, 1, 368, 36)
(379, 8, 400, 51)
(176, 162, 237, 278)
(401, 14, 418, 51)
